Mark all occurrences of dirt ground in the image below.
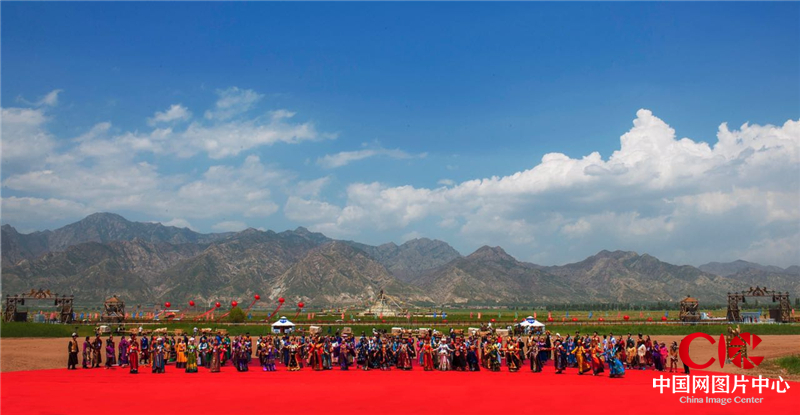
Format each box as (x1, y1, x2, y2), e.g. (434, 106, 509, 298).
(2, 335, 799, 379)
(1, 337, 76, 372)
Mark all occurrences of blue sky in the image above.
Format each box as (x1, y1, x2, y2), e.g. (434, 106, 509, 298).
(2, 2, 799, 266)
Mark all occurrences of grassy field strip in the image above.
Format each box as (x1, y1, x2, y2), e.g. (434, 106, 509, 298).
(2, 321, 799, 338)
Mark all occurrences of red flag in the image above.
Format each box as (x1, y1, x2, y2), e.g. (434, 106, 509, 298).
(470, 312, 473, 319)
(639, 311, 643, 318)
(341, 312, 345, 320)
(562, 317, 565, 322)
(534, 312, 537, 319)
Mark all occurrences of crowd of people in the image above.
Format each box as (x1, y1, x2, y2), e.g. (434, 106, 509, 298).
(67, 328, 687, 376)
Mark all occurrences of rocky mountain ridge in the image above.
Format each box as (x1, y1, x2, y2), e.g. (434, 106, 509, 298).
(2, 213, 798, 305)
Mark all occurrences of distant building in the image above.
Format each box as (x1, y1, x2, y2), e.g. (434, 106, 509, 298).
(359, 290, 400, 317)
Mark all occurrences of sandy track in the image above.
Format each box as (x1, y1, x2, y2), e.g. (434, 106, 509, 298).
(2, 337, 77, 372)
(3, 335, 799, 378)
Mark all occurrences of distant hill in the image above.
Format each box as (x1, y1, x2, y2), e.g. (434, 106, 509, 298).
(346, 238, 462, 282)
(272, 241, 431, 306)
(1, 239, 206, 302)
(1, 213, 228, 267)
(153, 227, 329, 304)
(3, 213, 798, 306)
(416, 246, 580, 304)
(542, 250, 735, 303)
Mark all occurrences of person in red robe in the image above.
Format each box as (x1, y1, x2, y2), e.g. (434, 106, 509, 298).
(422, 340, 435, 371)
(310, 339, 324, 371)
(590, 342, 605, 376)
(128, 335, 140, 374)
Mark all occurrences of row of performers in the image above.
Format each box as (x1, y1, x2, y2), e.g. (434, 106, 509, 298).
(67, 332, 682, 377)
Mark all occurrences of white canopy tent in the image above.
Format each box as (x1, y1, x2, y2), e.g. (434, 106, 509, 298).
(518, 316, 545, 327)
(271, 316, 295, 334)
(517, 316, 545, 333)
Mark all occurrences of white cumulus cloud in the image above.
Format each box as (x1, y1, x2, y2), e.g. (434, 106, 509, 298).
(161, 218, 195, 230)
(318, 147, 426, 168)
(212, 221, 249, 232)
(204, 87, 263, 121)
(302, 110, 800, 266)
(1, 107, 57, 171)
(148, 104, 192, 125)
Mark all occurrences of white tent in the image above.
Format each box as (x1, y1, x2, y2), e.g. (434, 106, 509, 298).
(271, 316, 295, 334)
(518, 316, 545, 327)
(518, 316, 545, 333)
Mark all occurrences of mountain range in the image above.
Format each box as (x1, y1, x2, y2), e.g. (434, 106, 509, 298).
(2, 213, 798, 306)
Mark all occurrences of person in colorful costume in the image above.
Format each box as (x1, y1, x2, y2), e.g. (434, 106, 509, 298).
(175, 338, 187, 369)
(422, 340, 435, 371)
(590, 341, 604, 376)
(606, 346, 625, 378)
(128, 335, 140, 374)
(186, 338, 198, 373)
(553, 338, 568, 374)
(118, 336, 129, 368)
(571, 340, 591, 375)
(527, 336, 542, 372)
(338, 340, 352, 371)
(92, 334, 103, 368)
(152, 338, 166, 374)
(504, 338, 520, 372)
(210, 340, 221, 373)
(288, 342, 301, 371)
(105, 336, 116, 368)
(68, 334, 79, 370)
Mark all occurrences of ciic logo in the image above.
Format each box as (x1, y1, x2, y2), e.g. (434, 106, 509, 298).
(728, 332, 763, 369)
(679, 332, 763, 370)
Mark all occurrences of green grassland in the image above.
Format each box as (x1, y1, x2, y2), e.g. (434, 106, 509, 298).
(1, 322, 83, 338)
(5, 305, 797, 338)
(61, 307, 732, 324)
(3, 319, 799, 339)
(773, 355, 800, 375)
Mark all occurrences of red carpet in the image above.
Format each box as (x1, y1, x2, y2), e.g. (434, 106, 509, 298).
(2, 362, 797, 415)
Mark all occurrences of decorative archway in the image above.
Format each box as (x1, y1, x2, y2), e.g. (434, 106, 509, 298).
(3, 289, 74, 323)
(727, 286, 791, 323)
